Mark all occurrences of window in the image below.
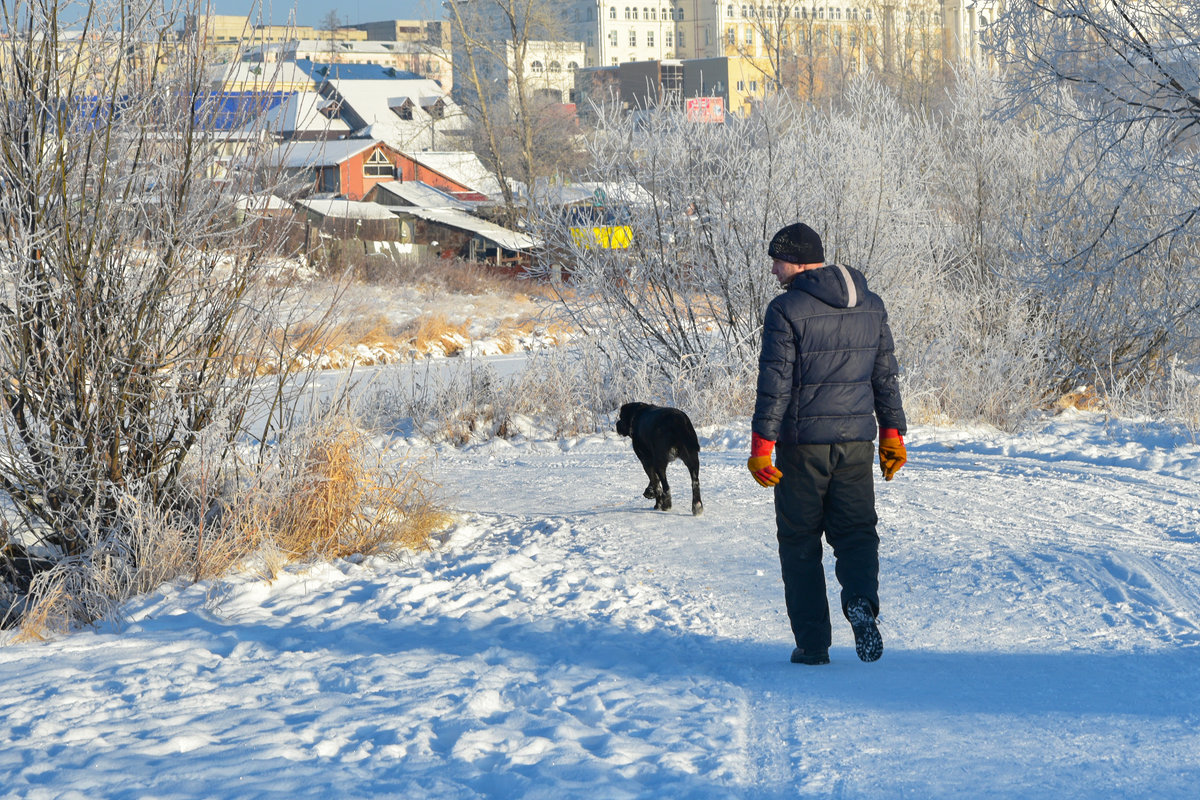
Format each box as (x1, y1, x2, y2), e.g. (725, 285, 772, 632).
(647, 31, 655, 46)
(609, 30, 618, 45)
(736, 80, 745, 91)
(741, 5, 747, 17)
(549, 61, 561, 72)
(624, 6, 631, 19)
(531, 60, 544, 73)
(643, 7, 650, 19)
(665, 30, 673, 46)
(727, 27, 735, 44)
(865, 8, 872, 20)
(632, 6, 638, 18)
(630, 30, 637, 46)
(744, 27, 753, 45)
(423, 98, 445, 119)
(609, 6, 616, 18)
(363, 149, 392, 178)
(678, 30, 684, 47)
(727, 4, 733, 16)
(568, 61, 579, 70)
(749, 80, 757, 92)
(650, 6, 656, 18)
(389, 99, 414, 120)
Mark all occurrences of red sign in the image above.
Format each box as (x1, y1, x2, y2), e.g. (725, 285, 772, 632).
(686, 97, 725, 124)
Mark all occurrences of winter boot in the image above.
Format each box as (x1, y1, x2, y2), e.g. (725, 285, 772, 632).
(846, 597, 883, 662)
(790, 647, 830, 665)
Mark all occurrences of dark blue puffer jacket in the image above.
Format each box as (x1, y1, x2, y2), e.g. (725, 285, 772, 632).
(752, 264, 906, 445)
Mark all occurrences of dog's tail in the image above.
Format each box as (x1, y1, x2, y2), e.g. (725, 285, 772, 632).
(682, 413, 700, 452)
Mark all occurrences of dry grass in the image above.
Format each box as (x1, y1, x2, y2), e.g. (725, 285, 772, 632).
(223, 418, 448, 572)
(5, 417, 449, 640)
(395, 313, 472, 357)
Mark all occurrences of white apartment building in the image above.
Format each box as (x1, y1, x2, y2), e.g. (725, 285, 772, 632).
(509, 40, 588, 103)
(562, 2, 977, 69)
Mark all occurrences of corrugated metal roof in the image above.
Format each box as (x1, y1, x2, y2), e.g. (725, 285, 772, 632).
(296, 59, 423, 82)
(401, 207, 541, 251)
(296, 198, 400, 220)
(372, 181, 473, 210)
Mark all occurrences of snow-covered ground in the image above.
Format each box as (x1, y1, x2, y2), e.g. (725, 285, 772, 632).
(2, 411, 1199, 799)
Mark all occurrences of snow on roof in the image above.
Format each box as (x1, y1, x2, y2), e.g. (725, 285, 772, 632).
(295, 198, 400, 220)
(531, 178, 654, 208)
(371, 181, 473, 210)
(252, 92, 351, 136)
(266, 139, 382, 168)
(293, 40, 435, 57)
(323, 77, 455, 126)
(236, 193, 293, 211)
(401, 207, 541, 251)
(211, 60, 315, 90)
(406, 151, 503, 197)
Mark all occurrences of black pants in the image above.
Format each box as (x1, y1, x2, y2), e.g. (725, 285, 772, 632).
(774, 441, 879, 653)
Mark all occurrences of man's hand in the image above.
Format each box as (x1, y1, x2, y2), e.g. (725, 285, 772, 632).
(878, 428, 906, 481)
(748, 432, 782, 487)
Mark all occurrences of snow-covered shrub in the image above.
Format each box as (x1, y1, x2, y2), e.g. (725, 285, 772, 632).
(528, 75, 1059, 430)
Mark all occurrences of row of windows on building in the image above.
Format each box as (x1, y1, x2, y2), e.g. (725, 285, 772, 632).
(606, 28, 685, 47)
(528, 60, 582, 73)
(611, 6, 687, 20)
(726, 5, 870, 20)
(726, 24, 875, 46)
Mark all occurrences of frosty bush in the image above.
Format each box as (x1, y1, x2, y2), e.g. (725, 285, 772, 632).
(0, 0, 337, 629)
(527, 75, 1064, 429)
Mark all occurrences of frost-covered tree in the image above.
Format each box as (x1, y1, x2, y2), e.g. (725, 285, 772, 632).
(986, 0, 1200, 383)
(530, 76, 1067, 427)
(0, 0, 318, 624)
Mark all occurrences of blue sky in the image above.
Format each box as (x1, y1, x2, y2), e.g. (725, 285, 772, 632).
(209, 1, 442, 28)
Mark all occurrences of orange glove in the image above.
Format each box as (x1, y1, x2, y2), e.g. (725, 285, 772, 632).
(748, 432, 782, 487)
(878, 428, 906, 481)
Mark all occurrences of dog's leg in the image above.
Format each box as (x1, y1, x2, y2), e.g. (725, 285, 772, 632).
(683, 450, 703, 516)
(655, 462, 672, 511)
(640, 460, 660, 501)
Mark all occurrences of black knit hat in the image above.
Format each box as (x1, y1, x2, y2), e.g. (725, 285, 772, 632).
(768, 223, 824, 264)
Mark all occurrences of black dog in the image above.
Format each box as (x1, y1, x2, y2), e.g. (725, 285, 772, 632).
(616, 402, 703, 516)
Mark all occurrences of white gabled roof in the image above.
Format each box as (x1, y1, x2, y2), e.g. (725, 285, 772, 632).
(401, 207, 541, 251)
(296, 198, 400, 220)
(406, 151, 503, 197)
(326, 77, 455, 126)
(372, 181, 474, 210)
(253, 92, 351, 136)
(267, 138, 382, 168)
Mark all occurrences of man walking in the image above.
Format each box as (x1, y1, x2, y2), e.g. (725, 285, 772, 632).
(747, 222, 907, 665)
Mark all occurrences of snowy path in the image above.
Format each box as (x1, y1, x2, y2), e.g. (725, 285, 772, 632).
(2, 414, 1198, 798)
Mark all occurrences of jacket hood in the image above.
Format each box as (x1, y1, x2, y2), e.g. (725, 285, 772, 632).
(789, 264, 868, 309)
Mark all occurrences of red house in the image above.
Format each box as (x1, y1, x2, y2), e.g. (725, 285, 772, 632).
(267, 140, 488, 202)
